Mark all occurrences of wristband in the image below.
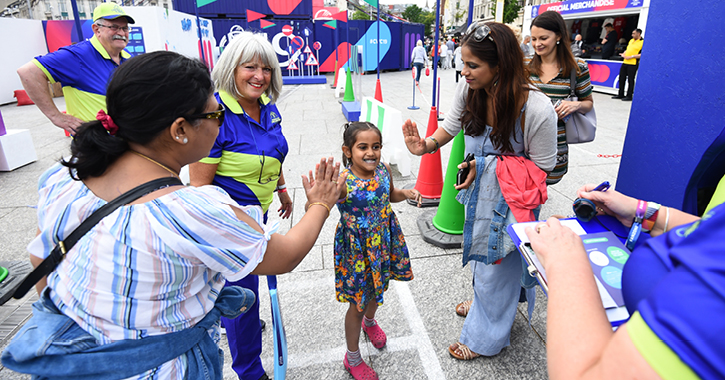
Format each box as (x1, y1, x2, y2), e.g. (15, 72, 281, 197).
(427, 136, 440, 154)
(277, 188, 288, 194)
(641, 201, 660, 233)
(276, 184, 287, 191)
(626, 200, 646, 251)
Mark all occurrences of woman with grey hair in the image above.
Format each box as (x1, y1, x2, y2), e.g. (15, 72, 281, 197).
(190, 31, 289, 380)
(411, 39, 427, 85)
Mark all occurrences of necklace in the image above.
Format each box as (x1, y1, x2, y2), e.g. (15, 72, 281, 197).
(130, 150, 180, 179)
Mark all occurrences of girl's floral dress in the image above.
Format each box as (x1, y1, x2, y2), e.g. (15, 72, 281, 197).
(334, 163, 414, 312)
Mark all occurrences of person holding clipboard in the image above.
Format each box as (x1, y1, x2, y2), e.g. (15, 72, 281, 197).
(525, 182, 725, 379)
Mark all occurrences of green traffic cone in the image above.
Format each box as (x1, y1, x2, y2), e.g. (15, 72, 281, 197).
(343, 68, 355, 102)
(432, 131, 466, 234)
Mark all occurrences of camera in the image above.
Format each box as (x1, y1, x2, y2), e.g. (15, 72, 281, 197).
(456, 154, 475, 186)
(572, 197, 597, 222)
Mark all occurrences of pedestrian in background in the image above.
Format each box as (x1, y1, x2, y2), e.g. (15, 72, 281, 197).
(453, 44, 463, 83)
(520, 35, 532, 57)
(601, 23, 618, 59)
(411, 40, 428, 85)
(446, 37, 456, 69)
(570, 34, 584, 57)
(440, 40, 450, 69)
(612, 29, 643, 101)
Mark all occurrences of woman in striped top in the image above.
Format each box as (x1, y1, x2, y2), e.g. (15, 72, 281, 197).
(2, 51, 343, 379)
(528, 10, 594, 185)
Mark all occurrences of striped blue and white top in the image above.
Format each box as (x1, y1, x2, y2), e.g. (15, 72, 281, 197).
(27, 163, 277, 378)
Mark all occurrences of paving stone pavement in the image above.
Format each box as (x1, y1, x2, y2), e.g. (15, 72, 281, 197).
(0, 69, 632, 379)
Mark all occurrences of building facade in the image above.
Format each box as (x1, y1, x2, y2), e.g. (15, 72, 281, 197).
(1, 0, 171, 20)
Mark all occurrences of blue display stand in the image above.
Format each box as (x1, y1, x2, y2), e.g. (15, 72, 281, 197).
(615, 0, 725, 209)
(341, 101, 360, 122)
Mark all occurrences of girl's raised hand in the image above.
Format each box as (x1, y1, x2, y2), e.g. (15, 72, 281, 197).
(403, 119, 427, 156)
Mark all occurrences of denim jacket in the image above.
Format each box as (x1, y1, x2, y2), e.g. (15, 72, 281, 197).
(2, 285, 255, 380)
(455, 124, 539, 291)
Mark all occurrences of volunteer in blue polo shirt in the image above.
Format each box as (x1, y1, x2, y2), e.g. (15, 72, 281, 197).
(16, 3, 134, 134)
(190, 32, 290, 380)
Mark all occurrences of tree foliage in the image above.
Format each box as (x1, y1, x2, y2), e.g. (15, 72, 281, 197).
(491, 0, 522, 25)
(402, 4, 422, 23)
(420, 10, 436, 37)
(352, 9, 370, 20)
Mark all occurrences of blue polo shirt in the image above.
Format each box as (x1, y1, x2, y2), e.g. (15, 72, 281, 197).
(624, 202, 725, 379)
(200, 90, 288, 212)
(33, 36, 131, 121)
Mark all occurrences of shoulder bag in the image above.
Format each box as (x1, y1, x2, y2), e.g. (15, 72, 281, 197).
(0, 177, 182, 305)
(565, 68, 597, 144)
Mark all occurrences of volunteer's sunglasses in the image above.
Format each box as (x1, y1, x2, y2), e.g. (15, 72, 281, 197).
(185, 104, 226, 126)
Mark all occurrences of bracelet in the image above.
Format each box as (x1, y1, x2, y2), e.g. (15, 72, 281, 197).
(427, 136, 440, 154)
(641, 201, 660, 233)
(277, 188, 288, 194)
(276, 184, 287, 191)
(307, 202, 330, 217)
(663, 206, 670, 233)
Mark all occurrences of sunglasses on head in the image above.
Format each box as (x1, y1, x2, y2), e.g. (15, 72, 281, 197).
(185, 103, 225, 126)
(465, 22, 494, 43)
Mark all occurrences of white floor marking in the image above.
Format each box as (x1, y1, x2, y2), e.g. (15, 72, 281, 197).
(257, 279, 445, 378)
(393, 281, 446, 380)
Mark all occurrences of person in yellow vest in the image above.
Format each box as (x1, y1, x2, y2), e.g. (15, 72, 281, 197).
(612, 29, 643, 101)
(16, 3, 134, 134)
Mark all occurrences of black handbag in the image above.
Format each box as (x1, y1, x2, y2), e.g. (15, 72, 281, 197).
(0, 177, 182, 305)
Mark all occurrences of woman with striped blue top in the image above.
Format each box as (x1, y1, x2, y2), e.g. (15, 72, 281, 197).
(1, 51, 343, 380)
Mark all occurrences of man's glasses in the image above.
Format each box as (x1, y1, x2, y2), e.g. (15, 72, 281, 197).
(244, 115, 286, 184)
(465, 22, 494, 43)
(185, 104, 225, 126)
(97, 23, 132, 33)
(257, 150, 284, 184)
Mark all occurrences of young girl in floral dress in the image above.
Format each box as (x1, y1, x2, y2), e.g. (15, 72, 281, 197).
(331, 122, 420, 380)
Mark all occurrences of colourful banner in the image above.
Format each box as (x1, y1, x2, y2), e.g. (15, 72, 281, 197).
(531, 0, 643, 17)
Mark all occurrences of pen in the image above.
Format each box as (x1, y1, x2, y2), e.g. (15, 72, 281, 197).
(592, 181, 610, 192)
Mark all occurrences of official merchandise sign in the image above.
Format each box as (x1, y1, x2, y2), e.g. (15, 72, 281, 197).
(531, 0, 643, 17)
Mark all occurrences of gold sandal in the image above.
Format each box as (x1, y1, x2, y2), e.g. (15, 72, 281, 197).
(448, 342, 480, 360)
(455, 300, 472, 317)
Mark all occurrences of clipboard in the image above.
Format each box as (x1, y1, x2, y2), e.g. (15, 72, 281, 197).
(507, 215, 650, 327)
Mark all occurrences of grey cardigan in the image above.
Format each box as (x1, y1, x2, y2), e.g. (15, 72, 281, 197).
(441, 80, 557, 172)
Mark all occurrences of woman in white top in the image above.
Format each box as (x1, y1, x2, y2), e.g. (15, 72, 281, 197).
(2, 51, 343, 379)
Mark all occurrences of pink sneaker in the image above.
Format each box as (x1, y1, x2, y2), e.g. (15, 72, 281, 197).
(344, 354, 379, 380)
(361, 319, 387, 349)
